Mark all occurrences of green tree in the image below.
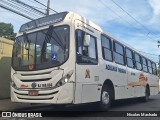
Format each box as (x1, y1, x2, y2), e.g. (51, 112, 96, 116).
(0, 22, 16, 40)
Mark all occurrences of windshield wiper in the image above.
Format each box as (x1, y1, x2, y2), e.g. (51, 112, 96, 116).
(52, 29, 65, 49)
(41, 25, 54, 61)
(23, 32, 30, 50)
(23, 32, 30, 60)
(41, 26, 65, 50)
(14, 38, 22, 66)
(40, 26, 68, 62)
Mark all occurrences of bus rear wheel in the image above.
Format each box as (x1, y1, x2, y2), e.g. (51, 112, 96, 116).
(141, 86, 150, 102)
(99, 85, 112, 111)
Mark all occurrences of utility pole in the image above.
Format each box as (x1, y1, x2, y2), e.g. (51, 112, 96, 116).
(46, 0, 50, 16)
(159, 55, 160, 69)
(157, 41, 160, 68)
(158, 41, 160, 48)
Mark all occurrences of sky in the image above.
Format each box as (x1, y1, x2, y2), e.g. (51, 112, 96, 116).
(0, 0, 160, 63)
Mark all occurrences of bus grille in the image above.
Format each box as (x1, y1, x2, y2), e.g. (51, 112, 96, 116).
(17, 97, 54, 100)
(14, 91, 58, 96)
(20, 78, 51, 82)
(14, 91, 58, 100)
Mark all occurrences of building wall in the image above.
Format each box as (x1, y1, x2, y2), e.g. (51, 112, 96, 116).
(0, 37, 13, 99)
(159, 80, 160, 92)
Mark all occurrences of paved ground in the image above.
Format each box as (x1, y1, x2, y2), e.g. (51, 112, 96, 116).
(0, 95, 160, 120)
(0, 95, 160, 111)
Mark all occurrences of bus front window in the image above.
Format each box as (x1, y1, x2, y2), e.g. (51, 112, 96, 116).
(12, 25, 69, 71)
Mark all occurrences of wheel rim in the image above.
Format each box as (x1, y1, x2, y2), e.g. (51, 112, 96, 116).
(102, 91, 110, 105)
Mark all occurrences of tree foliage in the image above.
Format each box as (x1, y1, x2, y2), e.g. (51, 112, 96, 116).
(0, 22, 16, 40)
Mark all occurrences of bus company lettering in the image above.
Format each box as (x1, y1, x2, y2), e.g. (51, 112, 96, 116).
(118, 68, 126, 73)
(106, 65, 117, 72)
(25, 26, 34, 31)
(106, 65, 126, 74)
(37, 18, 63, 27)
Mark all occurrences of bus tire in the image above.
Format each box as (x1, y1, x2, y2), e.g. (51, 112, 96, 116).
(141, 86, 150, 102)
(99, 85, 112, 111)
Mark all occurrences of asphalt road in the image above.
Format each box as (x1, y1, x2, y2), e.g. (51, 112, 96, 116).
(0, 95, 160, 120)
(10, 95, 160, 111)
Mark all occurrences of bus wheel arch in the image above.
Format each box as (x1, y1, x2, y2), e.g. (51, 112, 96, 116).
(103, 79, 115, 100)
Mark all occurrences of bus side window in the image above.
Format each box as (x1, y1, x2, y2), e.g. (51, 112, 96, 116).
(142, 57, 148, 73)
(126, 48, 134, 68)
(135, 53, 142, 71)
(101, 35, 113, 61)
(76, 30, 98, 64)
(152, 62, 157, 75)
(147, 60, 153, 74)
(114, 42, 125, 65)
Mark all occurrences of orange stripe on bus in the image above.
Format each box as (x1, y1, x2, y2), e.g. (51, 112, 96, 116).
(128, 84, 159, 87)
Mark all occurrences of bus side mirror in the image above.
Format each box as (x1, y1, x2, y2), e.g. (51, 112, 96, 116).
(25, 42, 30, 50)
(83, 34, 90, 46)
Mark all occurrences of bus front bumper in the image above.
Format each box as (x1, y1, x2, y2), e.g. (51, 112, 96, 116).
(11, 82, 74, 104)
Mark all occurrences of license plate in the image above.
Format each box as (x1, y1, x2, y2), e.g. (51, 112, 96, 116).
(28, 90, 38, 96)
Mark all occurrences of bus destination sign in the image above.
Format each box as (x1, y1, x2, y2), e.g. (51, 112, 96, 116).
(19, 12, 68, 32)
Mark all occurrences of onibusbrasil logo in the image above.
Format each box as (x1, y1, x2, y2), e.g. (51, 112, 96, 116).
(1, 112, 42, 118)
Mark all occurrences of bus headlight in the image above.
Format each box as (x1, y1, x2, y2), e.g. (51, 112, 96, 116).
(55, 70, 73, 88)
(11, 80, 18, 89)
(55, 76, 69, 87)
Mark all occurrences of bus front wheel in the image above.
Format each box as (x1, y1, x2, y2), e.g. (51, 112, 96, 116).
(99, 85, 112, 111)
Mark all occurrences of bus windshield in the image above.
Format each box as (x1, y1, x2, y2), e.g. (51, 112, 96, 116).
(12, 25, 69, 71)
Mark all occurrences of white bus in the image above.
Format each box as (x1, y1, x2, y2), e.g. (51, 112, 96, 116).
(11, 11, 159, 110)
